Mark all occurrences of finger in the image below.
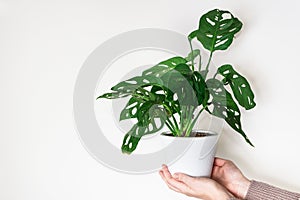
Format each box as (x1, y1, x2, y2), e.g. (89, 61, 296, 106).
(211, 166, 221, 179)
(159, 170, 183, 193)
(166, 183, 181, 192)
(161, 165, 172, 179)
(213, 157, 227, 167)
(161, 176, 180, 192)
(167, 177, 190, 193)
(173, 173, 194, 185)
(160, 168, 190, 193)
(159, 168, 176, 186)
(159, 170, 167, 182)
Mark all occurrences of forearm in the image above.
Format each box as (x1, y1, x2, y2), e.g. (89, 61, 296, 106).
(245, 180, 300, 200)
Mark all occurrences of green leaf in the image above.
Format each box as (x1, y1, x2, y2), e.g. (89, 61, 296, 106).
(188, 30, 198, 41)
(185, 49, 200, 62)
(120, 96, 165, 121)
(97, 92, 130, 99)
(196, 9, 243, 52)
(97, 57, 187, 100)
(218, 64, 256, 110)
(120, 97, 142, 121)
(142, 56, 187, 77)
(206, 79, 254, 146)
(121, 106, 166, 154)
(173, 63, 193, 75)
(150, 85, 179, 113)
(153, 87, 181, 116)
(193, 71, 209, 106)
(119, 87, 169, 154)
(160, 63, 198, 106)
(96, 75, 163, 100)
(121, 126, 140, 154)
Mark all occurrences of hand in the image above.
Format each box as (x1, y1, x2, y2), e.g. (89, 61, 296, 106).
(211, 158, 250, 199)
(159, 165, 234, 200)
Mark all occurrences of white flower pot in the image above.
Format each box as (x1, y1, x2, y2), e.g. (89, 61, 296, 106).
(160, 130, 219, 177)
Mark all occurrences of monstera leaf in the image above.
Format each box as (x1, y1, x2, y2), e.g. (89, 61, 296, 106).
(150, 85, 181, 115)
(120, 94, 165, 123)
(96, 75, 164, 100)
(160, 63, 199, 106)
(193, 71, 209, 106)
(142, 56, 187, 77)
(195, 9, 243, 52)
(97, 56, 187, 100)
(185, 49, 201, 62)
(206, 78, 254, 146)
(120, 97, 167, 154)
(218, 64, 256, 110)
(121, 126, 141, 154)
(121, 114, 165, 154)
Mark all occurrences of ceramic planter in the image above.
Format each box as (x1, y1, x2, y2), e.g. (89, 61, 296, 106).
(160, 130, 219, 177)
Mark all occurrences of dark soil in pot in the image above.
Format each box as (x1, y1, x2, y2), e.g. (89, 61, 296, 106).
(161, 131, 216, 137)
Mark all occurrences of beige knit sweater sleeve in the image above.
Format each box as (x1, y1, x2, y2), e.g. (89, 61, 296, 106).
(245, 180, 300, 200)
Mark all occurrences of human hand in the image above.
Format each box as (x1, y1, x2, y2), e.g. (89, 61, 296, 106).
(159, 164, 234, 200)
(211, 158, 250, 199)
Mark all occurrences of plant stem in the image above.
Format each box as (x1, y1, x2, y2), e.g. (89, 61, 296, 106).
(188, 40, 195, 71)
(213, 71, 218, 79)
(198, 54, 202, 71)
(171, 115, 179, 133)
(185, 106, 207, 136)
(163, 103, 179, 134)
(182, 108, 189, 137)
(179, 105, 185, 135)
(185, 106, 195, 136)
(165, 118, 176, 135)
(180, 105, 195, 137)
(204, 51, 213, 79)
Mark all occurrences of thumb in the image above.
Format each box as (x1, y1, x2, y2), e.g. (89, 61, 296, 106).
(173, 173, 193, 184)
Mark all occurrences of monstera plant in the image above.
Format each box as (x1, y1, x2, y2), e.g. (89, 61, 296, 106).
(97, 9, 256, 154)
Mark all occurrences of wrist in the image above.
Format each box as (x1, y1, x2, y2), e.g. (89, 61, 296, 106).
(237, 177, 251, 199)
(210, 182, 234, 200)
(216, 191, 234, 200)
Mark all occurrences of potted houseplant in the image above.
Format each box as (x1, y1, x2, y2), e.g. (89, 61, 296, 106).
(97, 8, 256, 177)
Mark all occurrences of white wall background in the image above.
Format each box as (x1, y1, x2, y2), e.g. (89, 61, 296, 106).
(1, 0, 300, 199)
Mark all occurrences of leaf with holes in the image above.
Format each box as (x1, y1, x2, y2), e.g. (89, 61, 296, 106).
(142, 56, 187, 77)
(196, 9, 242, 52)
(218, 64, 256, 110)
(160, 63, 198, 106)
(193, 71, 209, 106)
(120, 97, 142, 121)
(120, 96, 166, 121)
(121, 126, 140, 154)
(206, 79, 253, 146)
(121, 106, 166, 154)
(96, 75, 164, 100)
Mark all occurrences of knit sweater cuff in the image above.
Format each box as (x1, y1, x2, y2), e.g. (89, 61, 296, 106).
(245, 180, 300, 200)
